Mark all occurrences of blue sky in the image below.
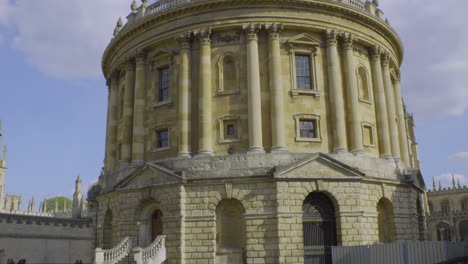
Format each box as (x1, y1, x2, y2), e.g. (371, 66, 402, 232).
(0, 0, 467, 209)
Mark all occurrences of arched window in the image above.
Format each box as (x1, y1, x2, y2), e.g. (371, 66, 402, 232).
(377, 198, 396, 243)
(436, 222, 451, 241)
(216, 199, 245, 263)
(357, 66, 370, 102)
(218, 54, 239, 94)
(303, 192, 337, 264)
(441, 200, 451, 215)
(103, 210, 113, 249)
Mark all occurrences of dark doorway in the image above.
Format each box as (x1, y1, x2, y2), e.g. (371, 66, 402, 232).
(303, 192, 337, 264)
(151, 210, 163, 242)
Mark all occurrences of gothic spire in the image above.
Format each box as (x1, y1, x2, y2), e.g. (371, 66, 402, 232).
(432, 177, 436, 191)
(452, 174, 456, 189)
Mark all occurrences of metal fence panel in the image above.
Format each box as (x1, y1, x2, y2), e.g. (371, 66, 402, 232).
(332, 241, 467, 264)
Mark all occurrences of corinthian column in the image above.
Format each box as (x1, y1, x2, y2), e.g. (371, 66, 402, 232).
(244, 23, 264, 153)
(132, 50, 147, 163)
(342, 34, 363, 153)
(268, 24, 287, 153)
(325, 30, 347, 153)
(122, 58, 136, 164)
(178, 33, 191, 157)
(370, 46, 391, 158)
(393, 73, 411, 164)
(382, 53, 400, 159)
(105, 72, 120, 170)
(197, 29, 213, 156)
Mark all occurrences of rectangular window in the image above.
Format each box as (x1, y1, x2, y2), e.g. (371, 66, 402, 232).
(300, 120, 316, 138)
(363, 125, 374, 146)
(158, 67, 169, 102)
(295, 55, 311, 90)
(156, 129, 169, 148)
(226, 124, 235, 138)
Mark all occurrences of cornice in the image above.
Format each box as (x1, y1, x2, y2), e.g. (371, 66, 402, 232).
(102, 0, 403, 77)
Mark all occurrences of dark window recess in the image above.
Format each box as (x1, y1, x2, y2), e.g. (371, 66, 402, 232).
(300, 120, 316, 138)
(157, 129, 169, 148)
(159, 68, 169, 101)
(227, 124, 235, 137)
(296, 55, 312, 90)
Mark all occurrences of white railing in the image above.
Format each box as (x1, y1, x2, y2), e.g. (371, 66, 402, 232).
(147, 0, 193, 16)
(341, 0, 366, 10)
(95, 237, 132, 264)
(133, 235, 167, 264)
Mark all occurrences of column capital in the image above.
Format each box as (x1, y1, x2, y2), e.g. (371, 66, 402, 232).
(110, 71, 120, 86)
(266, 23, 283, 40)
(381, 51, 390, 66)
(325, 29, 338, 47)
(370, 45, 383, 60)
(176, 32, 192, 50)
(342, 33, 356, 50)
(124, 55, 135, 70)
(394, 71, 401, 83)
(134, 49, 147, 65)
(194, 27, 211, 45)
(243, 23, 261, 41)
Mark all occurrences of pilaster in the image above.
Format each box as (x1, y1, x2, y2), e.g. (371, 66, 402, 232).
(122, 57, 136, 164)
(105, 71, 120, 170)
(268, 23, 287, 153)
(132, 50, 147, 163)
(325, 30, 347, 153)
(382, 52, 400, 159)
(342, 34, 363, 153)
(370, 46, 391, 159)
(243, 23, 265, 154)
(197, 28, 213, 156)
(393, 73, 411, 165)
(177, 33, 192, 158)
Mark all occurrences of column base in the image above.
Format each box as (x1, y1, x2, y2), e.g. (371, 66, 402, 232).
(248, 146, 265, 154)
(271, 146, 288, 153)
(350, 149, 364, 155)
(381, 153, 393, 159)
(177, 151, 192, 158)
(131, 160, 145, 165)
(332, 147, 347, 153)
(196, 150, 213, 157)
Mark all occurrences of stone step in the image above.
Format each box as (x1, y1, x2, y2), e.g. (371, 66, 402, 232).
(116, 255, 135, 264)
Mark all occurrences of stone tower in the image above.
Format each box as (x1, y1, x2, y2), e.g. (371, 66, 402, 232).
(89, 0, 428, 263)
(72, 175, 83, 218)
(0, 120, 6, 211)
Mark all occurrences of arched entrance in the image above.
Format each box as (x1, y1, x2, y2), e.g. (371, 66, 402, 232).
(436, 222, 451, 241)
(103, 210, 113, 249)
(303, 192, 337, 264)
(459, 221, 468, 241)
(151, 210, 163, 242)
(215, 199, 246, 264)
(377, 198, 396, 243)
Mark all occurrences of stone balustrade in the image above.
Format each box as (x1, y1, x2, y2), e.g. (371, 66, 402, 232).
(430, 209, 468, 218)
(95, 237, 132, 264)
(133, 235, 167, 264)
(115, 0, 388, 36)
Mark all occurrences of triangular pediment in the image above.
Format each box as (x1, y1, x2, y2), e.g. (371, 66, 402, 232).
(114, 163, 185, 190)
(287, 33, 321, 46)
(274, 153, 365, 179)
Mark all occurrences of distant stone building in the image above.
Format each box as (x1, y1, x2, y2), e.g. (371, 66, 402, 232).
(427, 176, 468, 242)
(89, 0, 429, 263)
(0, 121, 93, 263)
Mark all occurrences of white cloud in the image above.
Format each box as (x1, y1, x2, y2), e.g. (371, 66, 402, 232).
(379, 0, 468, 122)
(2, 0, 129, 79)
(433, 173, 467, 189)
(449, 152, 468, 166)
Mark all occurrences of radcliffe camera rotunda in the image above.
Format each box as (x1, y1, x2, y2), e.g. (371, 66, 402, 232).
(89, 0, 428, 263)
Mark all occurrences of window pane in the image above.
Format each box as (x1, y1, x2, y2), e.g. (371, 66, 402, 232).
(227, 124, 235, 137)
(300, 120, 315, 138)
(296, 55, 311, 90)
(159, 68, 169, 101)
(157, 129, 169, 148)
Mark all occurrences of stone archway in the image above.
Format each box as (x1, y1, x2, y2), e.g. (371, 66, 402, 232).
(215, 199, 246, 264)
(135, 200, 163, 247)
(436, 222, 451, 241)
(302, 192, 337, 264)
(377, 198, 396, 243)
(103, 209, 113, 249)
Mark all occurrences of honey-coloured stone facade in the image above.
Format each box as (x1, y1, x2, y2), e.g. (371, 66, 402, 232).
(89, 0, 428, 263)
